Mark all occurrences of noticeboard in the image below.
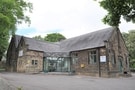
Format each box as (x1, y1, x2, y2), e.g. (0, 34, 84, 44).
(100, 56, 106, 62)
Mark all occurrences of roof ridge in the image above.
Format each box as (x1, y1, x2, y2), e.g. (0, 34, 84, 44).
(22, 36, 59, 45)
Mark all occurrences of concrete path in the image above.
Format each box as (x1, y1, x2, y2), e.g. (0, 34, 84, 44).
(0, 72, 135, 90)
(0, 76, 16, 90)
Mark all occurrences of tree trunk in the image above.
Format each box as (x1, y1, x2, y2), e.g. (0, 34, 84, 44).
(0, 52, 3, 61)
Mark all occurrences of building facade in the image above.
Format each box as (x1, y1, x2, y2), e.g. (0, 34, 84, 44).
(6, 27, 130, 77)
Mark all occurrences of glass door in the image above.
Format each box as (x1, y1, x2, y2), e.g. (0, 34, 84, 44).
(43, 57, 71, 72)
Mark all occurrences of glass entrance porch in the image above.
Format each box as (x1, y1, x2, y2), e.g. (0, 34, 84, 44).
(43, 57, 71, 72)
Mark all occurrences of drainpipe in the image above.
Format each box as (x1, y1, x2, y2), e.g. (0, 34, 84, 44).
(69, 57, 72, 74)
(98, 48, 101, 77)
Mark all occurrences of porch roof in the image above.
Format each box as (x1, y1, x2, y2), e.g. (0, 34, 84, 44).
(44, 52, 70, 57)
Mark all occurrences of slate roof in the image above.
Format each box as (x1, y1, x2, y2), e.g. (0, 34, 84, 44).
(14, 35, 22, 48)
(23, 37, 60, 52)
(60, 27, 115, 52)
(14, 27, 116, 57)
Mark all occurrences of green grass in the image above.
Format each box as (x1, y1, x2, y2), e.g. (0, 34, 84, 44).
(17, 87, 23, 90)
(0, 68, 5, 72)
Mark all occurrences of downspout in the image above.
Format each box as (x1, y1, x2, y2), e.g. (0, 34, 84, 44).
(98, 48, 101, 77)
(69, 56, 72, 73)
(43, 57, 45, 72)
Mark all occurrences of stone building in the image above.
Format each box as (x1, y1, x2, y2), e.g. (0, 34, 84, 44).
(6, 35, 21, 72)
(6, 27, 130, 77)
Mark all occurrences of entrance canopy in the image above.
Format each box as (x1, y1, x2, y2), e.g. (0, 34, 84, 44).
(43, 52, 71, 72)
(43, 57, 71, 72)
(44, 52, 70, 57)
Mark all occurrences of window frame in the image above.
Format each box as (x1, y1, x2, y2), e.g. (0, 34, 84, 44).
(111, 50, 116, 64)
(125, 54, 128, 67)
(72, 52, 78, 65)
(32, 60, 38, 65)
(88, 49, 98, 64)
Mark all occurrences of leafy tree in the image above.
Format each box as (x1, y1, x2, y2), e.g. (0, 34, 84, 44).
(122, 30, 135, 68)
(44, 33, 66, 42)
(0, 30, 8, 61)
(99, 0, 135, 26)
(33, 33, 66, 42)
(0, 0, 33, 61)
(33, 35, 44, 41)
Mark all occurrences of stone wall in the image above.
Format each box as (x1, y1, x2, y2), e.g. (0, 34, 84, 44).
(6, 38, 18, 72)
(25, 50, 43, 73)
(17, 50, 43, 73)
(71, 29, 130, 77)
(71, 49, 100, 77)
(17, 39, 44, 73)
(108, 29, 130, 75)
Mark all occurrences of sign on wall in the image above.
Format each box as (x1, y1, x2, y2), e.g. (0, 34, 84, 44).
(100, 56, 106, 62)
(19, 50, 23, 56)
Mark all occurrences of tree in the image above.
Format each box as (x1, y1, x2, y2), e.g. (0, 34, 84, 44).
(122, 30, 135, 68)
(33, 35, 44, 41)
(33, 33, 66, 42)
(99, 0, 135, 26)
(0, 30, 8, 61)
(0, 0, 33, 61)
(44, 33, 66, 42)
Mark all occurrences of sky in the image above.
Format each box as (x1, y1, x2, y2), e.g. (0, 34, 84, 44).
(16, 0, 135, 38)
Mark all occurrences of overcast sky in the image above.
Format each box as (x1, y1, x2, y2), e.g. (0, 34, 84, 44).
(16, 0, 135, 38)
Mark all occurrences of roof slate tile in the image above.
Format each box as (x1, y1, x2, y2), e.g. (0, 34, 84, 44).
(14, 27, 115, 57)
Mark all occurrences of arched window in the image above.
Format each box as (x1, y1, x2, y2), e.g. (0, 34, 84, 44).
(111, 50, 116, 64)
(125, 54, 128, 67)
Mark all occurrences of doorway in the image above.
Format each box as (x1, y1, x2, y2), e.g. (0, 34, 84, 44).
(118, 56, 123, 72)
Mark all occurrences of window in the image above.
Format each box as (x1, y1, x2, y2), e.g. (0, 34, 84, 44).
(111, 50, 116, 64)
(32, 60, 38, 65)
(125, 54, 128, 66)
(88, 50, 97, 64)
(19, 50, 23, 56)
(72, 53, 78, 65)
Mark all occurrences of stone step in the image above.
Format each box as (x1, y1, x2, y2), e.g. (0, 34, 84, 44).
(42, 72, 75, 75)
(118, 73, 132, 77)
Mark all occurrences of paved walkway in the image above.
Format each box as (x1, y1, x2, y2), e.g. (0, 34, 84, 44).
(0, 77, 16, 90)
(0, 72, 135, 90)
